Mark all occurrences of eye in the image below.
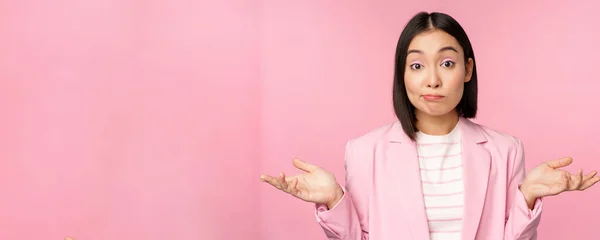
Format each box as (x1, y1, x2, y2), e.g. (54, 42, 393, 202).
(441, 60, 455, 68)
(410, 63, 423, 70)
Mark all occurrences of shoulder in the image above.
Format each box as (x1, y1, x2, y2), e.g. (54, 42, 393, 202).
(346, 122, 395, 148)
(465, 120, 525, 167)
(473, 121, 524, 152)
(341, 123, 395, 189)
(342, 122, 395, 170)
(343, 119, 526, 164)
(345, 119, 524, 151)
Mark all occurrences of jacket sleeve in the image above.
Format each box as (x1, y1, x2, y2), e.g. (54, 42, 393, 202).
(314, 140, 369, 240)
(504, 138, 544, 240)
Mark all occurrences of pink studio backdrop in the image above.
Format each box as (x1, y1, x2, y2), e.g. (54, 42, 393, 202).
(1, 0, 599, 240)
(0, 0, 259, 239)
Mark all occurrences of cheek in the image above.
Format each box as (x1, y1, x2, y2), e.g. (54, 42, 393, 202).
(442, 71, 466, 92)
(403, 72, 423, 95)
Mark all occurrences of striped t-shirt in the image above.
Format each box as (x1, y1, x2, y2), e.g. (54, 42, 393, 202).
(415, 122, 463, 240)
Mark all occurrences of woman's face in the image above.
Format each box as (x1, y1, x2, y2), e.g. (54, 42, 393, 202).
(404, 29, 473, 118)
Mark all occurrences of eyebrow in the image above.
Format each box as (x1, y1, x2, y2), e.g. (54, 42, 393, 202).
(407, 46, 458, 55)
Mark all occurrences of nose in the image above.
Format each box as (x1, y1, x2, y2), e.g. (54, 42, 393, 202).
(427, 70, 442, 88)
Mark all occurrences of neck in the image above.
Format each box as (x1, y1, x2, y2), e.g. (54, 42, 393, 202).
(415, 110, 460, 136)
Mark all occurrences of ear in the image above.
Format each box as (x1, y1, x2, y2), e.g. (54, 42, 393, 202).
(464, 58, 474, 83)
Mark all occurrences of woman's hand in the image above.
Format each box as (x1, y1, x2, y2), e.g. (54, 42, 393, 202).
(260, 158, 344, 209)
(520, 157, 600, 208)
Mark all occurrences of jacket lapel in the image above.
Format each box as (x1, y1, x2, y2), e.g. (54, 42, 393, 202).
(381, 118, 490, 240)
(382, 122, 430, 240)
(459, 118, 491, 240)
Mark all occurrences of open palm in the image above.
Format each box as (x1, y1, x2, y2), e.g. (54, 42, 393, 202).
(260, 158, 343, 206)
(523, 157, 599, 198)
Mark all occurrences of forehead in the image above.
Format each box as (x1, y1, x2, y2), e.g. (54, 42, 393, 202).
(407, 29, 463, 54)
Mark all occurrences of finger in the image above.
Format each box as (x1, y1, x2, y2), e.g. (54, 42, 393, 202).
(289, 178, 300, 197)
(293, 158, 318, 172)
(260, 174, 273, 182)
(582, 171, 598, 182)
(260, 174, 283, 190)
(570, 169, 583, 190)
(579, 176, 600, 190)
(65, 237, 75, 240)
(290, 177, 299, 190)
(279, 172, 290, 191)
(566, 169, 583, 191)
(546, 157, 573, 169)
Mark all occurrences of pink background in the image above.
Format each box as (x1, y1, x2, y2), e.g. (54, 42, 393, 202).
(1, 0, 599, 239)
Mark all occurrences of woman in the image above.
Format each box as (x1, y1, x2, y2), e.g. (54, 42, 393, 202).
(260, 11, 600, 240)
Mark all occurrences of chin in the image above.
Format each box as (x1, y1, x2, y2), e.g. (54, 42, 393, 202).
(417, 107, 456, 118)
(424, 112, 450, 117)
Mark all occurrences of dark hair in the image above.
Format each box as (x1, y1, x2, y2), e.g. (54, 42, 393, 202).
(392, 11, 478, 141)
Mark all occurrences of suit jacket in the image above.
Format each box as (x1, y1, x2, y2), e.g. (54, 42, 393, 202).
(315, 117, 543, 240)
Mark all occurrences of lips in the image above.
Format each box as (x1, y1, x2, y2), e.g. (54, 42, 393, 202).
(423, 94, 445, 101)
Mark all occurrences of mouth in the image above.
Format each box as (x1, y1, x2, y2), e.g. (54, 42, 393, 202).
(422, 94, 445, 101)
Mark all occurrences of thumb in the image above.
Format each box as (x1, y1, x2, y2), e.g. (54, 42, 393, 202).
(64, 237, 75, 240)
(293, 158, 318, 172)
(546, 157, 573, 169)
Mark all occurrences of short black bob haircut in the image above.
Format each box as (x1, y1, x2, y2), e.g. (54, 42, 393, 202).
(392, 11, 478, 141)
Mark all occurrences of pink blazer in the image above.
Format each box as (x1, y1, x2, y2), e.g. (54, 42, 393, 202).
(315, 117, 543, 240)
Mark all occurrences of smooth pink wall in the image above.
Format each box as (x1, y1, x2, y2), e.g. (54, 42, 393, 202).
(2, 0, 599, 239)
(260, 1, 600, 239)
(0, 0, 259, 239)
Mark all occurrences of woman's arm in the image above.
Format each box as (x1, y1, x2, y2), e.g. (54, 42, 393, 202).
(315, 140, 369, 240)
(504, 138, 600, 240)
(503, 138, 543, 240)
